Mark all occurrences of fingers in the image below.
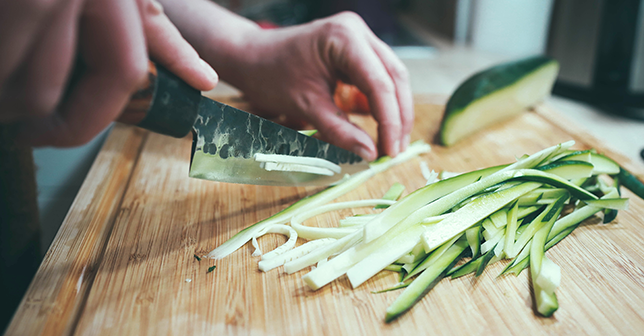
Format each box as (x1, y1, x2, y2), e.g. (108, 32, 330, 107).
(303, 92, 378, 161)
(0, 0, 64, 88)
(1, 0, 81, 123)
(138, 0, 218, 91)
(19, 0, 149, 147)
(321, 12, 409, 158)
(368, 37, 414, 152)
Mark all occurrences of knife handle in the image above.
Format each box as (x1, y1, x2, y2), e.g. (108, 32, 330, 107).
(117, 61, 201, 138)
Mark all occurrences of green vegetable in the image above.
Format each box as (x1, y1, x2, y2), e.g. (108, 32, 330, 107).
(530, 196, 566, 316)
(207, 265, 216, 273)
(385, 239, 469, 322)
(206, 141, 431, 260)
(375, 182, 406, 209)
(440, 56, 559, 146)
(617, 167, 644, 200)
(194, 254, 201, 261)
(298, 129, 318, 136)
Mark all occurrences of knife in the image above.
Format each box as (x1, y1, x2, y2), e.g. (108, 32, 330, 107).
(117, 62, 370, 186)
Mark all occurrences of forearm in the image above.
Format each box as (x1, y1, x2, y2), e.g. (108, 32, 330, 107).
(158, 0, 261, 88)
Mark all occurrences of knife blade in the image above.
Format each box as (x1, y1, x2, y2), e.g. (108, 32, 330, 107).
(118, 62, 369, 186)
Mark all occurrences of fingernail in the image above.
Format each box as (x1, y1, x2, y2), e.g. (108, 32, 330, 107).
(200, 59, 219, 85)
(354, 145, 375, 162)
(402, 135, 410, 152)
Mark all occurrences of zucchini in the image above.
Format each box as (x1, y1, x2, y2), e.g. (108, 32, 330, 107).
(385, 239, 469, 323)
(206, 141, 431, 260)
(559, 152, 619, 175)
(530, 196, 565, 317)
(375, 182, 406, 209)
(617, 167, 644, 200)
(440, 56, 559, 146)
(501, 189, 619, 276)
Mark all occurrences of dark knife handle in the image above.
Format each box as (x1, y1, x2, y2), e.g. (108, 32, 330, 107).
(117, 61, 201, 138)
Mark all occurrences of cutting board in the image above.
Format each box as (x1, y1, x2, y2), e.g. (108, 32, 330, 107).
(7, 95, 644, 336)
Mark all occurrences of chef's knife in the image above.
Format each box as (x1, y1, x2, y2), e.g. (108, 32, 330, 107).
(118, 62, 369, 186)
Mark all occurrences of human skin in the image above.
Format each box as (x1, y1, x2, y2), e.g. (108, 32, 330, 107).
(0, 0, 217, 146)
(160, 0, 413, 160)
(1, 0, 413, 161)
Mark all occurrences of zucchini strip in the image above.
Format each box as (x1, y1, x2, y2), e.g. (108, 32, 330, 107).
(421, 182, 542, 253)
(254, 153, 342, 174)
(254, 224, 298, 260)
(403, 235, 461, 280)
(504, 201, 519, 257)
(362, 164, 507, 244)
(375, 182, 406, 209)
(385, 239, 469, 323)
(206, 141, 430, 260)
(258, 238, 336, 272)
(290, 199, 396, 240)
(530, 197, 565, 317)
(502, 190, 620, 275)
(303, 222, 427, 290)
(366, 161, 593, 246)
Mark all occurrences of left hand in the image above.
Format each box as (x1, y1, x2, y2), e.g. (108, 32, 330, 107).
(217, 12, 413, 161)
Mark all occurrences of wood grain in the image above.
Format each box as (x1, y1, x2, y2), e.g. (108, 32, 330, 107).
(5, 125, 147, 336)
(7, 97, 644, 335)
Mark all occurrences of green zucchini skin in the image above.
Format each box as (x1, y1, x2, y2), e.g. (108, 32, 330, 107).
(384, 242, 468, 323)
(617, 167, 644, 200)
(440, 56, 559, 146)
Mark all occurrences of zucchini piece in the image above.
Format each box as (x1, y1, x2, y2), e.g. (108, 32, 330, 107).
(385, 240, 469, 323)
(504, 200, 520, 257)
(603, 176, 621, 223)
(505, 196, 567, 260)
(536, 160, 594, 180)
(465, 224, 482, 258)
(501, 189, 619, 276)
(384, 264, 404, 272)
(558, 151, 620, 175)
(297, 129, 318, 136)
(617, 167, 644, 200)
(372, 280, 411, 294)
(420, 173, 592, 254)
(584, 198, 629, 210)
(403, 235, 462, 280)
(449, 254, 503, 278)
(530, 199, 565, 317)
(440, 56, 559, 146)
(476, 244, 499, 277)
(361, 164, 507, 244)
(207, 141, 431, 260)
(375, 182, 406, 209)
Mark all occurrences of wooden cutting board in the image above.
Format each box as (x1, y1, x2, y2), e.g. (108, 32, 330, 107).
(7, 95, 644, 336)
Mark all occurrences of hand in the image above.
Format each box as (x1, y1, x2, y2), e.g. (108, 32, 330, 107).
(216, 12, 413, 161)
(0, 0, 218, 147)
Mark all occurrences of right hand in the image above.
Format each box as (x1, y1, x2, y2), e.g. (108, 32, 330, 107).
(0, 0, 218, 147)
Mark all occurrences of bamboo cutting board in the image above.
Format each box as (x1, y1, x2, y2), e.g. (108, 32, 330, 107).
(7, 96, 644, 336)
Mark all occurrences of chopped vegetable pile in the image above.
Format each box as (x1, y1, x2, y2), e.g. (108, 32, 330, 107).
(206, 140, 636, 322)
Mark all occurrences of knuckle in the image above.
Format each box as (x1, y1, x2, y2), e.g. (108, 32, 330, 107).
(22, 91, 58, 118)
(393, 63, 409, 82)
(322, 11, 364, 35)
(335, 11, 364, 24)
(371, 78, 395, 95)
(118, 58, 149, 92)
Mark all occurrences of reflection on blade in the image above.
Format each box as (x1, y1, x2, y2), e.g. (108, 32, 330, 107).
(190, 150, 368, 186)
(189, 98, 369, 186)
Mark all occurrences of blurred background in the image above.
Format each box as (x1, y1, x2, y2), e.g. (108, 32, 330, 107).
(34, 0, 644, 257)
